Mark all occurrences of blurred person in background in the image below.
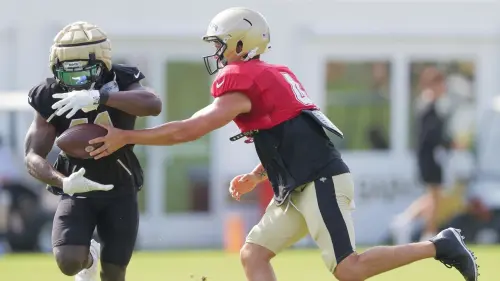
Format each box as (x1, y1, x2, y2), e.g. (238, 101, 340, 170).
(86, 7, 478, 281)
(0, 135, 24, 235)
(24, 21, 161, 281)
(367, 62, 390, 149)
(0, 135, 20, 251)
(0, 135, 55, 253)
(391, 67, 452, 244)
(444, 64, 500, 244)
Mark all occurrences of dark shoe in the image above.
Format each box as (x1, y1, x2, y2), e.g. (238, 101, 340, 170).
(430, 228, 479, 281)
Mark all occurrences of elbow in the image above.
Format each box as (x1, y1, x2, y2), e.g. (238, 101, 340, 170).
(151, 103, 162, 116)
(185, 133, 202, 143)
(23, 154, 32, 172)
(173, 129, 203, 144)
(144, 96, 162, 117)
(23, 152, 31, 166)
(175, 133, 200, 144)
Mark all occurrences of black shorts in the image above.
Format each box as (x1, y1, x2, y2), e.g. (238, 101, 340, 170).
(418, 158, 443, 185)
(52, 193, 139, 266)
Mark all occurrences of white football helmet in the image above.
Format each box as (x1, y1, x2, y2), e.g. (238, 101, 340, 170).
(49, 21, 112, 90)
(202, 7, 271, 75)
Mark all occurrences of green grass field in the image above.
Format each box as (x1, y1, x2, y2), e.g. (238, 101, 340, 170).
(0, 247, 497, 280)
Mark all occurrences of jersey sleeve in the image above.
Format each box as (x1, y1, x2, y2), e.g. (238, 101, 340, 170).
(28, 79, 58, 121)
(211, 72, 254, 98)
(112, 64, 146, 90)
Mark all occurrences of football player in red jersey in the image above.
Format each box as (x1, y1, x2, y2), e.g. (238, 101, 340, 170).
(85, 7, 478, 281)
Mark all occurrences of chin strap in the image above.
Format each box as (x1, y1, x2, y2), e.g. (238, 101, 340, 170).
(243, 47, 259, 61)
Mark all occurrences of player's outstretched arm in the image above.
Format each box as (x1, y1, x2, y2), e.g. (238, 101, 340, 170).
(126, 92, 251, 145)
(89, 92, 251, 159)
(103, 82, 162, 117)
(24, 112, 65, 188)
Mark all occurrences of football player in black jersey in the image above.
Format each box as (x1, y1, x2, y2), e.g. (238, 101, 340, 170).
(24, 21, 161, 281)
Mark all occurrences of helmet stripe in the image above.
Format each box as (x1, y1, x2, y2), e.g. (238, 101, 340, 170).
(56, 38, 107, 48)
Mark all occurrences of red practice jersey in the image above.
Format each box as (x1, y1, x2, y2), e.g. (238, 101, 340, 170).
(211, 59, 317, 133)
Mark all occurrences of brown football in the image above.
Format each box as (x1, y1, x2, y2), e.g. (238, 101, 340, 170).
(56, 123, 108, 159)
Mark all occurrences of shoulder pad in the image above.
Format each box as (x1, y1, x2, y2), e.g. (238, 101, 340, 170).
(28, 78, 59, 121)
(111, 64, 145, 90)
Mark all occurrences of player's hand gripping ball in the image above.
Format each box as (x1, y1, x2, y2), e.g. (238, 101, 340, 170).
(56, 123, 108, 159)
(88, 124, 128, 159)
(229, 173, 260, 201)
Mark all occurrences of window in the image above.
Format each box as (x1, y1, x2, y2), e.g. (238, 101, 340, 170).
(325, 61, 391, 150)
(408, 61, 476, 150)
(164, 61, 211, 213)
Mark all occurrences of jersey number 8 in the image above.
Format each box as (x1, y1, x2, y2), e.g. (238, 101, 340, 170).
(281, 72, 314, 106)
(68, 111, 114, 128)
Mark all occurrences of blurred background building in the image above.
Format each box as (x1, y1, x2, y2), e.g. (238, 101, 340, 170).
(1, 0, 500, 253)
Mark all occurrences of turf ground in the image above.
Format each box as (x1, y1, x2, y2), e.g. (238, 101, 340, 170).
(0, 246, 497, 280)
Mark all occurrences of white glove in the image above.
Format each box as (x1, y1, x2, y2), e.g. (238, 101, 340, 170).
(52, 90, 100, 118)
(84, 81, 119, 112)
(62, 168, 114, 195)
(51, 81, 120, 118)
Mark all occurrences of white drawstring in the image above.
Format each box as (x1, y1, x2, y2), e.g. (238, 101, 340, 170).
(283, 195, 300, 213)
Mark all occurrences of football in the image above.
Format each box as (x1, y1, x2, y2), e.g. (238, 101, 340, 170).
(56, 123, 108, 159)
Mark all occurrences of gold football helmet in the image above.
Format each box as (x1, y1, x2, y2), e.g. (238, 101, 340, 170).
(202, 7, 271, 75)
(49, 21, 112, 90)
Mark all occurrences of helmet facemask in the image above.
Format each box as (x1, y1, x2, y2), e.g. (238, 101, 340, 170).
(53, 61, 104, 92)
(53, 59, 105, 91)
(202, 36, 228, 75)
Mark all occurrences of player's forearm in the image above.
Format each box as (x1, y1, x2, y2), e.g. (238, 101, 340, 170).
(124, 120, 198, 146)
(25, 153, 64, 188)
(105, 90, 162, 117)
(250, 163, 268, 183)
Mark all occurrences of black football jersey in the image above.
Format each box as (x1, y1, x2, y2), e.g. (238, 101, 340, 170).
(253, 112, 350, 205)
(28, 64, 145, 197)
